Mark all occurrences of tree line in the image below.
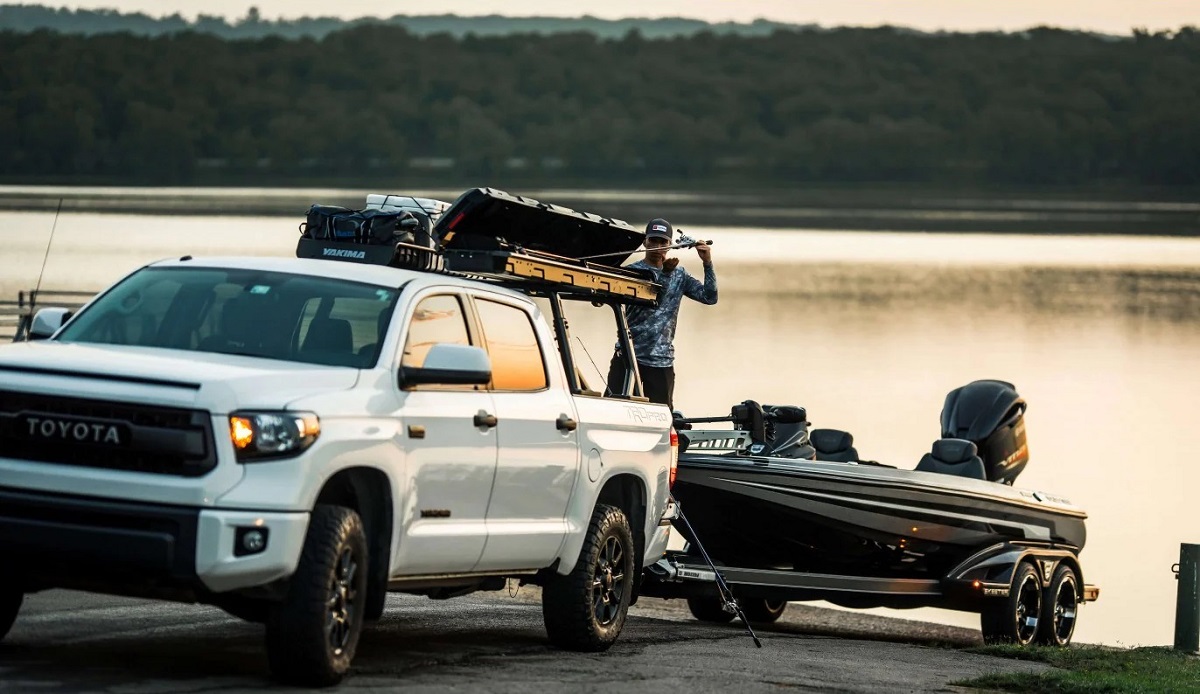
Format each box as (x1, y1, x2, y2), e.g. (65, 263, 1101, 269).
(0, 5, 801, 40)
(1, 24, 1198, 186)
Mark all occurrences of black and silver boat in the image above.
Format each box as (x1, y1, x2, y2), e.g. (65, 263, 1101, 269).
(646, 380, 1098, 646)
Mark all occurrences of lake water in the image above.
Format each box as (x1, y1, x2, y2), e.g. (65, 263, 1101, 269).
(3, 207, 1200, 647)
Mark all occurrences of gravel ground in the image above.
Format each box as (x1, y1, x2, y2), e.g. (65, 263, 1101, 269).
(0, 587, 1053, 693)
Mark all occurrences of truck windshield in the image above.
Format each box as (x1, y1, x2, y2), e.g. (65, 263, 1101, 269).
(56, 266, 399, 368)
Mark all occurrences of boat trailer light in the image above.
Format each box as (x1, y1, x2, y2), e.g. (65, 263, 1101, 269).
(973, 580, 982, 589)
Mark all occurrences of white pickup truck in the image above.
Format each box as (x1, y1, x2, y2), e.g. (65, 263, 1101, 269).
(0, 203, 677, 686)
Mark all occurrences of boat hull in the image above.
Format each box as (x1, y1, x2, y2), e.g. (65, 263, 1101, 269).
(672, 454, 1087, 576)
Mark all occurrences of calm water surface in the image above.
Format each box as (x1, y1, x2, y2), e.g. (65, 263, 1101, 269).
(2, 209, 1200, 647)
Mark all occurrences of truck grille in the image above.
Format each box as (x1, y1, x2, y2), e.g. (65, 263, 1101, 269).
(0, 390, 217, 477)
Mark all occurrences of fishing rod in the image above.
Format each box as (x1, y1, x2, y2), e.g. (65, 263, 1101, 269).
(577, 232, 713, 261)
(673, 498, 763, 648)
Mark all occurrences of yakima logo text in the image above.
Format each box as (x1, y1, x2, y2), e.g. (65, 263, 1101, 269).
(323, 248, 366, 259)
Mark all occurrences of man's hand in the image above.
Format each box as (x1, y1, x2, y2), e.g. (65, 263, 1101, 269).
(695, 242, 712, 265)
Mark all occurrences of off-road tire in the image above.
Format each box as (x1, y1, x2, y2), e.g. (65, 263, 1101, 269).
(542, 504, 636, 651)
(265, 504, 368, 687)
(0, 583, 22, 642)
(980, 561, 1042, 645)
(687, 596, 736, 624)
(1036, 564, 1079, 646)
(741, 598, 788, 624)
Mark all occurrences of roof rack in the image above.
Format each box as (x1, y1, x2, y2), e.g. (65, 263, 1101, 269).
(297, 189, 659, 305)
(296, 237, 658, 305)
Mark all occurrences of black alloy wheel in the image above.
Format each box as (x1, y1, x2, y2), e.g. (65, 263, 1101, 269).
(543, 504, 637, 651)
(265, 504, 369, 687)
(980, 561, 1042, 645)
(1037, 565, 1079, 646)
(592, 534, 627, 627)
(328, 547, 360, 656)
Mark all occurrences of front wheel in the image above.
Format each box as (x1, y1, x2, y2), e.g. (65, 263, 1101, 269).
(265, 504, 369, 687)
(980, 561, 1042, 645)
(542, 504, 636, 651)
(1037, 565, 1079, 646)
(0, 583, 22, 642)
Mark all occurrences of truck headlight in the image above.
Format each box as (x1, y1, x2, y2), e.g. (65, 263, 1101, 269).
(229, 411, 320, 462)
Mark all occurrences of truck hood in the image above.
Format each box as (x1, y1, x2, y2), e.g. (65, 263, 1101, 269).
(0, 341, 360, 412)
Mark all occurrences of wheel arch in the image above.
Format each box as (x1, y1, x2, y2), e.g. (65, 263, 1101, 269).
(314, 466, 394, 621)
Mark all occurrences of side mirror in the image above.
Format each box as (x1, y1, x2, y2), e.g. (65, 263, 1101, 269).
(28, 307, 73, 341)
(400, 344, 492, 387)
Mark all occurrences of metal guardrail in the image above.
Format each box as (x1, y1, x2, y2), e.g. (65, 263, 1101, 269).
(0, 289, 95, 342)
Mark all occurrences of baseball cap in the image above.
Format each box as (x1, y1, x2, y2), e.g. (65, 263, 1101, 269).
(645, 218, 673, 242)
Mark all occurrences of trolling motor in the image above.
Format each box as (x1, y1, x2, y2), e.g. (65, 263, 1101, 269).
(676, 400, 813, 458)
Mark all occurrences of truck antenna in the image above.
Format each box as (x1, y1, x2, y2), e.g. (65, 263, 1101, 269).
(33, 198, 64, 304)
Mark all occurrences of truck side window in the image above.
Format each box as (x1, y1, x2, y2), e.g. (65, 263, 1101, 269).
(401, 294, 470, 369)
(475, 299, 548, 392)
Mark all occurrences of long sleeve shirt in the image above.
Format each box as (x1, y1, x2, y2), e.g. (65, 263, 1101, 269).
(617, 260, 718, 368)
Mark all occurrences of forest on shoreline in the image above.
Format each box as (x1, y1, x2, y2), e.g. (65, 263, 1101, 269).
(2, 23, 1197, 188)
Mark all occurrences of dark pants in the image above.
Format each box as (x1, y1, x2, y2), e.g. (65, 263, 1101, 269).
(607, 354, 675, 411)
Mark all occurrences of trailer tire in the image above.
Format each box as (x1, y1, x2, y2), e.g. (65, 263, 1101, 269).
(742, 598, 787, 624)
(265, 504, 368, 687)
(980, 561, 1042, 645)
(0, 583, 21, 642)
(542, 504, 635, 651)
(687, 596, 735, 623)
(1036, 565, 1079, 646)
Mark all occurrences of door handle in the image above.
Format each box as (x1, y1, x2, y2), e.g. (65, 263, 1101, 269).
(556, 415, 577, 432)
(474, 411, 498, 428)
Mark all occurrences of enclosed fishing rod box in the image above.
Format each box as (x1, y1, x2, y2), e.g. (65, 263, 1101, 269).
(432, 188, 646, 268)
(296, 188, 660, 305)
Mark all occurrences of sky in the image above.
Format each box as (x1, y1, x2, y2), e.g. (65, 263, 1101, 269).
(51, 1, 1200, 35)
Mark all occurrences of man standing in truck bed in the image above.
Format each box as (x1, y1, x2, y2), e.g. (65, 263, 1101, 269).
(606, 218, 717, 410)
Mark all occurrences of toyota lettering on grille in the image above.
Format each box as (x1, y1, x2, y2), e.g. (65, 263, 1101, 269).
(19, 414, 129, 446)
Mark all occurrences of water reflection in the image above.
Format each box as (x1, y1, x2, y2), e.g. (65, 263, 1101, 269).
(1, 210, 1199, 646)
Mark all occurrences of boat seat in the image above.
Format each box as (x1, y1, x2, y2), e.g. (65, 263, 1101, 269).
(811, 428, 858, 462)
(915, 438, 987, 480)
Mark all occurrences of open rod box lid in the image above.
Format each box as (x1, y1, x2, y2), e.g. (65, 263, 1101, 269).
(432, 188, 645, 267)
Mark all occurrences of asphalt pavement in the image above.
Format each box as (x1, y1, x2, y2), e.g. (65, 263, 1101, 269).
(0, 587, 1053, 693)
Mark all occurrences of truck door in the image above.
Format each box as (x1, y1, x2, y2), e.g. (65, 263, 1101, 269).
(469, 295, 580, 572)
(392, 292, 498, 575)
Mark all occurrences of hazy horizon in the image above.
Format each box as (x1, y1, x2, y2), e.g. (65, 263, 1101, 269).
(41, 1, 1200, 35)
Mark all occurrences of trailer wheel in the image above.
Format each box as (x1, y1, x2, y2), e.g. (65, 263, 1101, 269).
(0, 583, 21, 642)
(742, 599, 787, 624)
(980, 561, 1042, 645)
(1036, 565, 1079, 646)
(542, 504, 636, 651)
(687, 596, 736, 623)
(265, 504, 368, 687)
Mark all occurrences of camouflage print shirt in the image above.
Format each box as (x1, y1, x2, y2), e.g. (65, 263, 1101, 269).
(616, 260, 718, 368)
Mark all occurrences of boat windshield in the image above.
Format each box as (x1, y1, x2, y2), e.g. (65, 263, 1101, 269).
(56, 266, 399, 368)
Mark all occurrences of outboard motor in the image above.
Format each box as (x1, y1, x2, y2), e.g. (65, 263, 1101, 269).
(940, 380, 1029, 485)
